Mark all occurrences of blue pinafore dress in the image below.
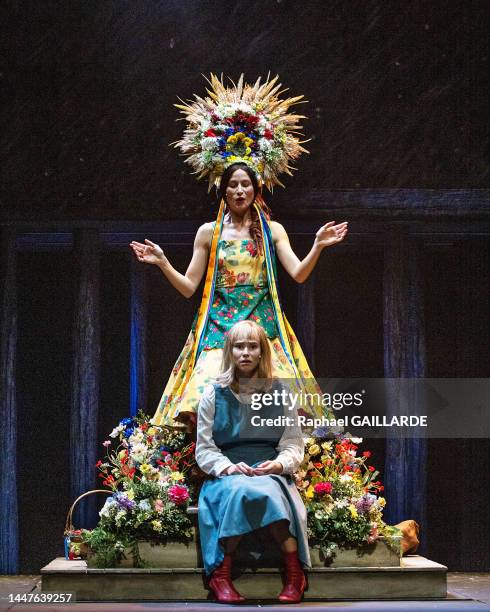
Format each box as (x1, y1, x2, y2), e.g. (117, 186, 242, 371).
(198, 385, 311, 575)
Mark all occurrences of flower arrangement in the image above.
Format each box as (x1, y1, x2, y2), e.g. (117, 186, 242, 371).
(296, 430, 399, 560)
(174, 74, 308, 190)
(81, 413, 197, 567)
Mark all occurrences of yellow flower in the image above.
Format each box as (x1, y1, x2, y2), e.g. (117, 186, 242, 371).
(170, 471, 184, 481)
(308, 444, 321, 456)
(151, 520, 162, 532)
(349, 504, 358, 519)
(305, 438, 316, 446)
(126, 489, 135, 500)
(227, 134, 238, 144)
(244, 137, 253, 147)
(321, 441, 333, 451)
(378, 497, 386, 507)
(147, 427, 157, 436)
(305, 485, 315, 500)
(140, 464, 151, 474)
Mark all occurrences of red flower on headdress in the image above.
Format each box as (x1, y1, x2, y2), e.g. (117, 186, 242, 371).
(205, 128, 217, 137)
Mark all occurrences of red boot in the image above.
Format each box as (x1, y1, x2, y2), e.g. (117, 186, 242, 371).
(278, 550, 306, 603)
(209, 553, 246, 604)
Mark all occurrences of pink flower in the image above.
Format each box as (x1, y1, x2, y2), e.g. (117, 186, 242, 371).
(102, 440, 111, 447)
(154, 499, 164, 513)
(314, 482, 333, 496)
(168, 484, 189, 505)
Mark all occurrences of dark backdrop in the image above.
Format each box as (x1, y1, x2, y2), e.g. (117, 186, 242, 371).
(2, 0, 488, 222)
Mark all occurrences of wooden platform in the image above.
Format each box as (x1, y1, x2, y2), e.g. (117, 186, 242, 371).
(41, 555, 447, 601)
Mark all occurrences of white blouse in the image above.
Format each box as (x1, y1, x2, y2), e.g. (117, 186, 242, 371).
(195, 384, 305, 478)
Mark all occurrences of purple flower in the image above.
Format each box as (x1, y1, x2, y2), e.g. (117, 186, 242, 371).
(115, 493, 135, 510)
(355, 493, 376, 514)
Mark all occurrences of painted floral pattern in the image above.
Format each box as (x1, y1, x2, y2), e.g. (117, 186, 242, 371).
(201, 239, 278, 349)
(153, 238, 326, 425)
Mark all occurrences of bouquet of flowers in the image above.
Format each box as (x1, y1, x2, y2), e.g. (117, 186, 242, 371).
(295, 430, 398, 560)
(174, 73, 308, 190)
(81, 413, 196, 567)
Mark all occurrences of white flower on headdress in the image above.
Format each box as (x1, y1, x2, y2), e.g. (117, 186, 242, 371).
(258, 137, 273, 152)
(199, 119, 212, 132)
(201, 137, 219, 152)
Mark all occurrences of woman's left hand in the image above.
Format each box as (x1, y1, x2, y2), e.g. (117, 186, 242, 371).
(314, 221, 348, 250)
(253, 460, 283, 475)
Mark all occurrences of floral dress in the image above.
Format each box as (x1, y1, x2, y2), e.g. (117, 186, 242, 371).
(152, 238, 316, 425)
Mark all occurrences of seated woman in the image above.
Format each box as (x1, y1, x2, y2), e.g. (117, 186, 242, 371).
(196, 320, 310, 604)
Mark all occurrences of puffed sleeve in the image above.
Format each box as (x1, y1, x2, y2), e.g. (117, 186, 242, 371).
(275, 392, 305, 475)
(195, 385, 234, 478)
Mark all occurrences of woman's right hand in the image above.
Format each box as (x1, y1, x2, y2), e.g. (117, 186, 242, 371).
(130, 239, 166, 266)
(223, 462, 255, 476)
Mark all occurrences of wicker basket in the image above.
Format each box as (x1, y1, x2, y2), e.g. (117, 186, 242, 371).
(64, 489, 112, 560)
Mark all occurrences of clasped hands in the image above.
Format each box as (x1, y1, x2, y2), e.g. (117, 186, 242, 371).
(221, 460, 283, 477)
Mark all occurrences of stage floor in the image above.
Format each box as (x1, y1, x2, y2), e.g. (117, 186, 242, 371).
(1, 572, 489, 611)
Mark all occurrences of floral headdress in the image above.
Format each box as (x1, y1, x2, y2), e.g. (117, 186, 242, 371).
(173, 73, 309, 191)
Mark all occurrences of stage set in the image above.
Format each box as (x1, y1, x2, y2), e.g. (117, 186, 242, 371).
(1, 1, 489, 608)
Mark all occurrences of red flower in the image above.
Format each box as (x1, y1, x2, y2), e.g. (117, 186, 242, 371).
(314, 482, 333, 496)
(205, 128, 216, 137)
(368, 466, 375, 472)
(245, 241, 258, 257)
(314, 462, 323, 469)
(95, 460, 103, 468)
(168, 484, 189, 505)
(140, 423, 148, 431)
(264, 129, 273, 139)
(362, 451, 372, 458)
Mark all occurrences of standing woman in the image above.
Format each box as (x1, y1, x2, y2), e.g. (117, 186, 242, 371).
(196, 320, 309, 604)
(130, 75, 348, 429)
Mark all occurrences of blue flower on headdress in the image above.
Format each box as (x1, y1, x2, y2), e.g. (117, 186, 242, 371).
(222, 152, 231, 158)
(225, 127, 234, 137)
(124, 427, 134, 438)
(119, 417, 133, 427)
(217, 137, 227, 148)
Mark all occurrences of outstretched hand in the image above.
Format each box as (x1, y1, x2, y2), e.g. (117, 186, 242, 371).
(314, 221, 348, 249)
(130, 239, 165, 265)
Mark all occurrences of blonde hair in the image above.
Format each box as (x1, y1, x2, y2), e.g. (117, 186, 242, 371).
(215, 320, 273, 389)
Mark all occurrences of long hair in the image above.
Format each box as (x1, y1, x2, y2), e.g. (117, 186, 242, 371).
(218, 163, 271, 254)
(215, 320, 273, 389)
